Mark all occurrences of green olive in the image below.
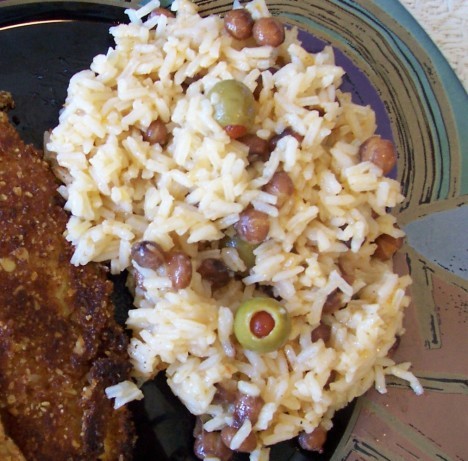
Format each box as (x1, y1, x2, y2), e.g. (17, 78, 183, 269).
(208, 80, 255, 130)
(234, 297, 291, 353)
(222, 234, 257, 270)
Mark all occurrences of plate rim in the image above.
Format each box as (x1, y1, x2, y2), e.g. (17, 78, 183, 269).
(0, 2, 466, 460)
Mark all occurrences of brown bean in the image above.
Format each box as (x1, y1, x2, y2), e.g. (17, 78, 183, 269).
(268, 127, 304, 152)
(373, 234, 404, 261)
(322, 289, 343, 314)
(224, 9, 254, 40)
(311, 323, 331, 343)
(194, 431, 233, 461)
(252, 17, 285, 47)
(253, 68, 278, 100)
(197, 258, 231, 289)
(387, 335, 401, 358)
(253, 76, 263, 101)
(181, 73, 204, 91)
(213, 381, 238, 405)
(239, 134, 270, 161)
(305, 104, 326, 116)
(263, 171, 294, 207)
(233, 393, 264, 428)
(130, 241, 165, 270)
(234, 208, 270, 244)
(268, 134, 281, 152)
(324, 370, 337, 389)
(149, 7, 175, 19)
(253, 75, 264, 101)
(298, 426, 327, 453)
(359, 135, 397, 175)
(166, 251, 192, 289)
(338, 260, 355, 286)
(143, 119, 168, 145)
(221, 426, 257, 453)
(224, 124, 248, 139)
(193, 416, 204, 438)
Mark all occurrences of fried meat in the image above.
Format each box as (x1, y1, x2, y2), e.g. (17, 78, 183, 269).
(0, 417, 25, 461)
(0, 108, 134, 460)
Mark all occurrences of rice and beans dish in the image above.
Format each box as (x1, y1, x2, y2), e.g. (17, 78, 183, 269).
(47, 0, 423, 459)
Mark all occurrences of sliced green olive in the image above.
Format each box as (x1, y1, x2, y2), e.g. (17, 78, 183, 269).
(222, 234, 257, 270)
(234, 297, 291, 353)
(208, 80, 255, 132)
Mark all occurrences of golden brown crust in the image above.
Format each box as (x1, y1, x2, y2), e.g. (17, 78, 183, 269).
(0, 91, 14, 112)
(0, 109, 134, 460)
(0, 418, 26, 461)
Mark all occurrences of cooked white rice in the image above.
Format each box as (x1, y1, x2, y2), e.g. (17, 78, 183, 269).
(46, 0, 422, 457)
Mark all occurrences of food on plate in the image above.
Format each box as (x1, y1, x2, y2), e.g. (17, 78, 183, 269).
(208, 79, 256, 139)
(46, 0, 423, 458)
(0, 418, 26, 461)
(233, 298, 291, 353)
(0, 91, 15, 112)
(0, 105, 134, 460)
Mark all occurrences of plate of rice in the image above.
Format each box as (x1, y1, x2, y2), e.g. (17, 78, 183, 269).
(1, 0, 466, 459)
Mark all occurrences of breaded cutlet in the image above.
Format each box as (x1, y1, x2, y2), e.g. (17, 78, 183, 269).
(0, 102, 135, 461)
